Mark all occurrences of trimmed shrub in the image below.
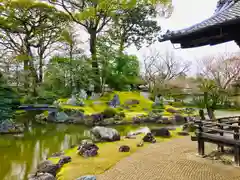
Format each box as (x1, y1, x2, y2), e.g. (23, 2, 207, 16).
(102, 108, 117, 118)
(118, 111, 126, 118)
(166, 107, 179, 114)
(152, 109, 164, 113)
(171, 101, 184, 107)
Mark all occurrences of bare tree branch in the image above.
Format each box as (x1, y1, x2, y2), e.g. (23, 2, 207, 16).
(198, 52, 240, 89)
(142, 48, 191, 92)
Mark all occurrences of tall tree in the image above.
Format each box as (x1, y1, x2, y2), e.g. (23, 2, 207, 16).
(109, 3, 161, 53)
(0, 0, 69, 94)
(49, 0, 172, 92)
(96, 36, 141, 91)
(60, 26, 84, 88)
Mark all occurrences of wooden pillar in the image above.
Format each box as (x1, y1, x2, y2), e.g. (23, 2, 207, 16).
(218, 119, 224, 152)
(234, 127, 240, 166)
(197, 121, 205, 156)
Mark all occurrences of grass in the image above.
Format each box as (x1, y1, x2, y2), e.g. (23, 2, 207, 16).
(50, 127, 182, 180)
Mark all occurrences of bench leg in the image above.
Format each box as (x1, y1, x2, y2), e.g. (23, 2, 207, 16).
(198, 139, 205, 156)
(217, 145, 224, 152)
(234, 146, 240, 166)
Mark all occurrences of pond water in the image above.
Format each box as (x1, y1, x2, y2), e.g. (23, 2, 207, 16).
(1, 110, 239, 180)
(0, 122, 162, 180)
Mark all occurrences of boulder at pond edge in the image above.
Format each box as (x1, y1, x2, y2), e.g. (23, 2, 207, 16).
(90, 126, 120, 142)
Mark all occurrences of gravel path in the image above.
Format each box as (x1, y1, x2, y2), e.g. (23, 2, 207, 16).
(97, 137, 240, 180)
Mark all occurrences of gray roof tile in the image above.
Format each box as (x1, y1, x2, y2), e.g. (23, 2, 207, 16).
(159, 0, 240, 42)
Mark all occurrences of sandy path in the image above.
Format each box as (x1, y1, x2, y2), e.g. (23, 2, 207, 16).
(97, 137, 240, 180)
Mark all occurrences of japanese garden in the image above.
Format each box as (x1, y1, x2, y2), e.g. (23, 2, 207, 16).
(0, 0, 240, 180)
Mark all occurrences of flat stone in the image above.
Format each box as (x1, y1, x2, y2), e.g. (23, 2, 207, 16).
(151, 128, 171, 137)
(76, 175, 96, 180)
(177, 131, 189, 136)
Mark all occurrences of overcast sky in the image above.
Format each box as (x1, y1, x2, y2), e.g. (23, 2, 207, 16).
(128, 0, 240, 75)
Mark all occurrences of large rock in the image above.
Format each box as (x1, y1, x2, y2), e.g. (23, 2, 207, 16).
(151, 128, 171, 137)
(0, 119, 23, 134)
(35, 156, 71, 178)
(109, 94, 120, 107)
(28, 172, 55, 180)
(41, 112, 69, 123)
(158, 117, 172, 124)
(174, 114, 187, 124)
(124, 99, 140, 105)
(76, 175, 96, 180)
(127, 127, 150, 136)
(91, 114, 104, 124)
(47, 112, 56, 122)
(66, 95, 77, 105)
(37, 160, 60, 177)
(55, 112, 69, 122)
(147, 113, 162, 122)
(119, 145, 130, 152)
(58, 156, 71, 165)
(90, 126, 120, 142)
(77, 142, 99, 158)
(142, 133, 156, 143)
(132, 117, 142, 124)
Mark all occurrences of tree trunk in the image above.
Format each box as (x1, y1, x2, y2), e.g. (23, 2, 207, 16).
(27, 45, 38, 96)
(23, 60, 29, 92)
(69, 44, 73, 89)
(89, 31, 101, 93)
(199, 109, 206, 120)
(119, 36, 125, 54)
(207, 107, 216, 120)
(39, 54, 43, 83)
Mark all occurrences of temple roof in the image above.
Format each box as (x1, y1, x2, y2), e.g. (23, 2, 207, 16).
(159, 0, 240, 48)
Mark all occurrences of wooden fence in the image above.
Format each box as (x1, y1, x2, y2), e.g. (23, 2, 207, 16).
(192, 116, 240, 165)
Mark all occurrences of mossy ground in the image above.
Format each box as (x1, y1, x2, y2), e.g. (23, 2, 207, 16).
(58, 91, 198, 121)
(50, 127, 182, 180)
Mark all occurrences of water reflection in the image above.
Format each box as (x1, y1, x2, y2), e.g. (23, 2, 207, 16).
(0, 124, 89, 180)
(0, 122, 158, 180)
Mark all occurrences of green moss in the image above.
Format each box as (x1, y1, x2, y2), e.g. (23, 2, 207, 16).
(59, 91, 153, 116)
(102, 108, 117, 118)
(50, 128, 182, 180)
(58, 92, 199, 122)
(15, 110, 26, 114)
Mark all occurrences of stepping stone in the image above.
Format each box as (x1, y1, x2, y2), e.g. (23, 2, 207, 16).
(177, 131, 189, 136)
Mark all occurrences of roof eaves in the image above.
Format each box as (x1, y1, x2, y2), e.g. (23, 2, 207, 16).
(158, 0, 240, 43)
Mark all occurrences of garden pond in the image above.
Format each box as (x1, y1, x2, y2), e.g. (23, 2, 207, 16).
(0, 122, 170, 180)
(0, 110, 239, 180)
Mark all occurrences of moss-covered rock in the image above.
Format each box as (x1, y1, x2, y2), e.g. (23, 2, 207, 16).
(56, 92, 199, 126)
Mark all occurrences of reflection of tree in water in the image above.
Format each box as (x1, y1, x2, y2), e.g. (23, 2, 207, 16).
(0, 123, 143, 179)
(0, 124, 88, 180)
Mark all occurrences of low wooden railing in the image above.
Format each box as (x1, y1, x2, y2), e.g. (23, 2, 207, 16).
(192, 116, 240, 165)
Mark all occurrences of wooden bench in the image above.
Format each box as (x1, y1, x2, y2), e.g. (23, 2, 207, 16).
(192, 116, 240, 166)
